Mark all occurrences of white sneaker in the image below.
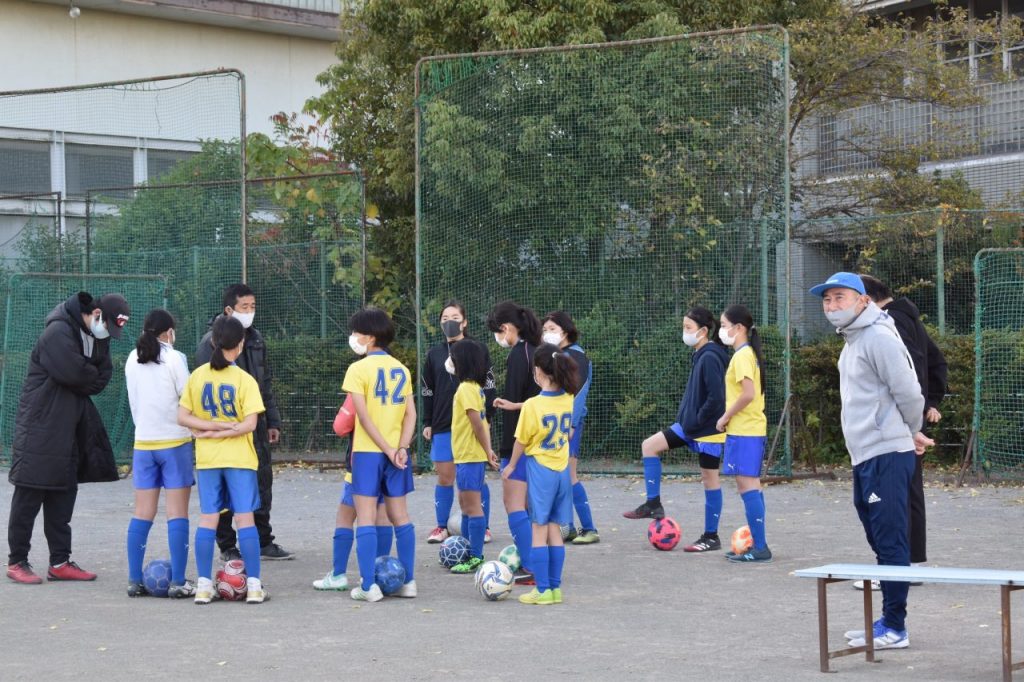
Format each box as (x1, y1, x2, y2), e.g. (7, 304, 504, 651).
(848, 627, 909, 650)
(852, 579, 881, 591)
(313, 571, 349, 591)
(845, 618, 883, 640)
(246, 577, 268, 604)
(194, 577, 215, 605)
(393, 579, 417, 598)
(351, 583, 384, 602)
(484, 529, 493, 544)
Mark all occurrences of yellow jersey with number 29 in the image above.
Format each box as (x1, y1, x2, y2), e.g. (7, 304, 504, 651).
(514, 389, 574, 472)
(342, 351, 412, 453)
(179, 363, 265, 470)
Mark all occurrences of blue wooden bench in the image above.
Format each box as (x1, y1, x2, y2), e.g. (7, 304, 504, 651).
(795, 564, 1024, 681)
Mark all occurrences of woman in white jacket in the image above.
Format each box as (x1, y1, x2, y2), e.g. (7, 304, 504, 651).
(124, 309, 195, 598)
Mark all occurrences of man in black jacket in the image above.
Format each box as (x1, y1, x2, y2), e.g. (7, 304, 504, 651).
(860, 275, 948, 583)
(195, 283, 291, 561)
(7, 291, 130, 584)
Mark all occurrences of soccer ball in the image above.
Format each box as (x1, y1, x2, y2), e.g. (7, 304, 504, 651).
(731, 525, 753, 555)
(216, 559, 247, 601)
(438, 535, 471, 568)
(648, 517, 681, 551)
(496, 544, 521, 573)
(142, 559, 172, 597)
(374, 556, 406, 595)
(446, 511, 463, 537)
(475, 560, 514, 601)
(559, 524, 574, 541)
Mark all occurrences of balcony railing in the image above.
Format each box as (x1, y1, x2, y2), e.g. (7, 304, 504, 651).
(246, 0, 342, 13)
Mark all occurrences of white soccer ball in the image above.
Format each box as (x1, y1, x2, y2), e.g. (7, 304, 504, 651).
(446, 511, 463, 537)
(475, 560, 513, 601)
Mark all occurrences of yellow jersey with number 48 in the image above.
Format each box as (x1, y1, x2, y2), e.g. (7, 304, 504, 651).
(342, 351, 412, 453)
(179, 363, 265, 470)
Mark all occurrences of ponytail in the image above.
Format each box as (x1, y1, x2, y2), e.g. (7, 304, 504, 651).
(136, 308, 175, 364)
(684, 306, 721, 346)
(487, 300, 542, 346)
(534, 343, 580, 395)
(211, 316, 245, 371)
(723, 304, 766, 394)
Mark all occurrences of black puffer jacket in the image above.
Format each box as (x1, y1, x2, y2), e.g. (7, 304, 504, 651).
(883, 298, 948, 411)
(9, 293, 117, 490)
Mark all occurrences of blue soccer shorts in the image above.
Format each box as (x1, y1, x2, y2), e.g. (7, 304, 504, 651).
(196, 468, 260, 514)
(525, 457, 572, 526)
(132, 441, 194, 490)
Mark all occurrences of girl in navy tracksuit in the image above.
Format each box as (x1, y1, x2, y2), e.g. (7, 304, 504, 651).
(623, 307, 729, 552)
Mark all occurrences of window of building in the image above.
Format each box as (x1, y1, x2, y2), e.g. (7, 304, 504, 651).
(148, 149, 195, 182)
(65, 143, 133, 197)
(0, 140, 50, 195)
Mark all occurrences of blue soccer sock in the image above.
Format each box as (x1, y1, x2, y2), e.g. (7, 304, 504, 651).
(355, 526, 377, 590)
(509, 511, 532, 571)
(704, 488, 723, 535)
(572, 482, 596, 532)
(643, 457, 662, 500)
(549, 545, 566, 589)
(194, 527, 216, 581)
(435, 484, 454, 528)
(530, 546, 551, 592)
(166, 517, 189, 585)
(468, 515, 485, 559)
(238, 525, 261, 580)
(394, 523, 415, 583)
(461, 513, 469, 539)
(741, 489, 767, 551)
(376, 526, 393, 557)
(126, 518, 153, 583)
(333, 527, 354, 577)
(482, 483, 491, 529)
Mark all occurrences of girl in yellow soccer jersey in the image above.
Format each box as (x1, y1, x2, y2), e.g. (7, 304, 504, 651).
(447, 339, 499, 575)
(716, 304, 772, 563)
(343, 308, 417, 602)
(503, 344, 581, 605)
(178, 316, 267, 604)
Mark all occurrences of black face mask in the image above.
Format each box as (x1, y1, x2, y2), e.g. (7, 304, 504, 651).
(441, 320, 463, 339)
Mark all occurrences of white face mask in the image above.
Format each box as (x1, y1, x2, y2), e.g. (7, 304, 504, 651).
(91, 317, 110, 340)
(444, 356, 456, 375)
(161, 329, 176, 348)
(541, 331, 564, 346)
(232, 311, 255, 329)
(682, 329, 705, 347)
(718, 326, 736, 346)
(826, 306, 860, 329)
(348, 333, 368, 356)
(494, 331, 512, 348)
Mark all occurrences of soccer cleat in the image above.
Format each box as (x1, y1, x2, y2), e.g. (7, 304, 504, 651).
(167, 581, 196, 599)
(845, 618, 885, 641)
(7, 562, 43, 584)
(726, 546, 773, 563)
(683, 533, 721, 553)
(513, 568, 536, 586)
(260, 543, 294, 560)
(451, 556, 484, 574)
(426, 526, 449, 544)
(484, 529, 493, 544)
(47, 561, 97, 581)
(393, 580, 418, 598)
(572, 530, 600, 545)
(220, 547, 242, 562)
(848, 623, 909, 650)
(351, 583, 384, 602)
(552, 588, 563, 604)
(194, 578, 216, 605)
(518, 588, 556, 605)
(853, 579, 881, 591)
(246, 577, 269, 603)
(313, 571, 349, 591)
(622, 500, 665, 520)
(127, 581, 148, 597)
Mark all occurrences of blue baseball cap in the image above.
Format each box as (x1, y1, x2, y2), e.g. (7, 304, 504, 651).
(809, 272, 866, 297)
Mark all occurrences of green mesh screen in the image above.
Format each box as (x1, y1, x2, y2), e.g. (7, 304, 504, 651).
(416, 30, 791, 474)
(0, 273, 168, 463)
(974, 247, 1024, 477)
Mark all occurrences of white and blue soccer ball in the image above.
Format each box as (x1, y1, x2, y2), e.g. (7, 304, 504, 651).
(143, 559, 172, 597)
(475, 560, 514, 601)
(438, 535, 471, 568)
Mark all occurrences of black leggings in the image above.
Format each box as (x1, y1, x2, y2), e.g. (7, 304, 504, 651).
(908, 454, 926, 563)
(8, 485, 78, 566)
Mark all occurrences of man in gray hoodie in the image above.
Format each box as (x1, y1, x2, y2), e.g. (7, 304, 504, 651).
(809, 271, 934, 651)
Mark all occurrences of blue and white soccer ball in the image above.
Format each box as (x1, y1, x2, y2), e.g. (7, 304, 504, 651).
(475, 560, 514, 601)
(438, 535, 471, 568)
(143, 559, 172, 597)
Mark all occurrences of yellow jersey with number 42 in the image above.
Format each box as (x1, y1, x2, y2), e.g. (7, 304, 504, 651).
(342, 351, 412, 453)
(179, 363, 265, 470)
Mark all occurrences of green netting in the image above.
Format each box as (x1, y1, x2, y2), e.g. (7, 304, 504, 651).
(974, 247, 1024, 477)
(0, 273, 168, 462)
(415, 30, 791, 475)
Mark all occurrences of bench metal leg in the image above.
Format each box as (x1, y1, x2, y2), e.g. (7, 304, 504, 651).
(1004, 585, 1024, 682)
(815, 577, 876, 673)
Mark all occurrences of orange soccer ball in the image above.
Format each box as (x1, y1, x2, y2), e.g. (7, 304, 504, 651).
(731, 525, 753, 555)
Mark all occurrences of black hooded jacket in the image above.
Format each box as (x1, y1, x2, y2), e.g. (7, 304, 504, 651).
(883, 298, 948, 411)
(9, 293, 118, 490)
